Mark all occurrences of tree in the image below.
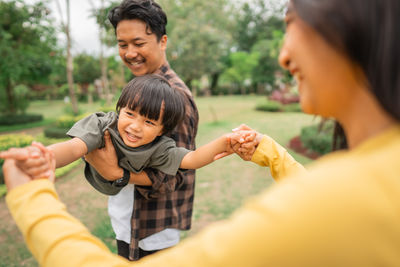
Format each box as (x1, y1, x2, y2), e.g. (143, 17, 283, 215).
(55, 0, 79, 115)
(159, 0, 234, 91)
(251, 28, 286, 89)
(90, 0, 127, 100)
(233, 0, 287, 93)
(0, 0, 58, 114)
(234, 0, 285, 52)
(221, 51, 259, 94)
(88, 0, 115, 105)
(73, 53, 102, 87)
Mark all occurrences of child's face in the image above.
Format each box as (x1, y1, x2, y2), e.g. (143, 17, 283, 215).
(118, 107, 164, 148)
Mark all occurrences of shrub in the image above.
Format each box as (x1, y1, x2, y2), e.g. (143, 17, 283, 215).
(44, 127, 70, 139)
(0, 134, 34, 184)
(282, 103, 302, 113)
(269, 88, 299, 104)
(300, 122, 334, 155)
(0, 113, 43, 126)
(255, 100, 282, 112)
(0, 134, 34, 151)
(54, 113, 90, 129)
(45, 113, 90, 139)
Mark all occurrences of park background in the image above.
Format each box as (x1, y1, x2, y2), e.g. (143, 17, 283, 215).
(0, 0, 334, 266)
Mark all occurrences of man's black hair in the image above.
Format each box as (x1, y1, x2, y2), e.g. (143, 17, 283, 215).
(108, 0, 167, 41)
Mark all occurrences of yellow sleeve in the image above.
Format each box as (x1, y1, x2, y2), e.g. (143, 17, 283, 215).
(6, 179, 130, 267)
(251, 135, 307, 180)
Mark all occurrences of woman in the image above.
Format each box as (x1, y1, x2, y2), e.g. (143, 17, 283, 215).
(4, 0, 400, 266)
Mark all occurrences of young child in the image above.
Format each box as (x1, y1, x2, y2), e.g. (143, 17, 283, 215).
(4, 74, 240, 195)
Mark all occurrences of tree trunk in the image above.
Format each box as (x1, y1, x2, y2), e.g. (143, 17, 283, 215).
(210, 72, 220, 95)
(5, 81, 15, 114)
(66, 0, 79, 115)
(99, 0, 111, 105)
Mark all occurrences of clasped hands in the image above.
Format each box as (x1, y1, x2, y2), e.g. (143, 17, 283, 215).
(215, 124, 263, 161)
(0, 142, 55, 191)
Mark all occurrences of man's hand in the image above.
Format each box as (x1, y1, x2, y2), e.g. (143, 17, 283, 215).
(1, 142, 56, 191)
(84, 130, 123, 181)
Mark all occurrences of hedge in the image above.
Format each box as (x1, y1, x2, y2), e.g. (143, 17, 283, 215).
(45, 113, 91, 139)
(0, 114, 43, 126)
(256, 101, 302, 113)
(255, 101, 282, 112)
(44, 127, 70, 139)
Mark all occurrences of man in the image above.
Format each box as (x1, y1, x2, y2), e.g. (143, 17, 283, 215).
(84, 0, 199, 261)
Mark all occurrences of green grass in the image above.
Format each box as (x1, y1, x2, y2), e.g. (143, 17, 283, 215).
(0, 95, 315, 266)
(0, 118, 56, 133)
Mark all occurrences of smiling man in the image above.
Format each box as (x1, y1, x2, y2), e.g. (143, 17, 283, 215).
(84, 0, 199, 261)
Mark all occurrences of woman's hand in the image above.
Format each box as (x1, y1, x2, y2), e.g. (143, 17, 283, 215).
(231, 124, 263, 161)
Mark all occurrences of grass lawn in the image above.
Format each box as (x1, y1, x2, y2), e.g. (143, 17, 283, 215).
(0, 95, 315, 266)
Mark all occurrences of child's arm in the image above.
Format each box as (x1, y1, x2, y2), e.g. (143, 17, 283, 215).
(180, 134, 233, 169)
(47, 137, 88, 168)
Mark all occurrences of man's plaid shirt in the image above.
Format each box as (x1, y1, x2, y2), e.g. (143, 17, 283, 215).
(129, 63, 199, 260)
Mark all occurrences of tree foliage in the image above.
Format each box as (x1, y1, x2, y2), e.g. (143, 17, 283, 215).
(159, 0, 234, 88)
(73, 53, 101, 85)
(0, 0, 59, 114)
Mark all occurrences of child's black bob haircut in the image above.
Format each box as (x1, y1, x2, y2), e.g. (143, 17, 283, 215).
(116, 74, 185, 134)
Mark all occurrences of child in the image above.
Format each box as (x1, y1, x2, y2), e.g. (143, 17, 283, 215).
(5, 74, 239, 195)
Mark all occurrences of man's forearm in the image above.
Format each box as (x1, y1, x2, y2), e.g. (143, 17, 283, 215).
(129, 171, 152, 186)
(99, 166, 152, 186)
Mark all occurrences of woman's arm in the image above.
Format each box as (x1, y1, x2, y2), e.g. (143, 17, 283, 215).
(230, 124, 306, 181)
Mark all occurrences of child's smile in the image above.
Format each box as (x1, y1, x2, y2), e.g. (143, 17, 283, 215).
(118, 107, 164, 148)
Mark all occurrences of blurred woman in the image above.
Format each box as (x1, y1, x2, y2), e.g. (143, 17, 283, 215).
(3, 0, 400, 266)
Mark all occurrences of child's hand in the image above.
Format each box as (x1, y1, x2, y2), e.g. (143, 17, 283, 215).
(231, 124, 263, 161)
(0, 142, 55, 181)
(213, 133, 235, 161)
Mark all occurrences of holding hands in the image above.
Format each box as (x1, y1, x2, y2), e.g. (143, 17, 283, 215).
(0, 142, 55, 191)
(215, 124, 263, 161)
(231, 124, 263, 161)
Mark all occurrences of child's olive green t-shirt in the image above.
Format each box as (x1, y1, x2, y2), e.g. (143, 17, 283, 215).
(66, 112, 190, 195)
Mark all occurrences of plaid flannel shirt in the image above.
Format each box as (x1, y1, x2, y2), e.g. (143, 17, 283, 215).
(129, 62, 199, 260)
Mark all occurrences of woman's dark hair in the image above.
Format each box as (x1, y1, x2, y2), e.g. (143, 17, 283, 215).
(108, 0, 167, 41)
(291, 0, 400, 121)
(116, 74, 185, 134)
(291, 0, 400, 150)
